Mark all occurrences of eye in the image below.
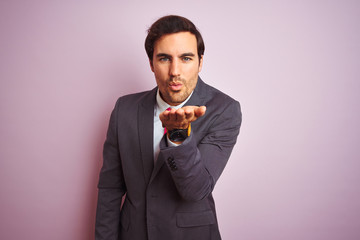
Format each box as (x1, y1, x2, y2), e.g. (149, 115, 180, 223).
(182, 57, 192, 62)
(159, 57, 170, 62)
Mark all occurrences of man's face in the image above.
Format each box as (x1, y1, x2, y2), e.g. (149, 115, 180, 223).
(150, 32, 203, 106)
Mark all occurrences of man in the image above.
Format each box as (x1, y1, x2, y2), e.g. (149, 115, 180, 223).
(95, 15, 242, 240)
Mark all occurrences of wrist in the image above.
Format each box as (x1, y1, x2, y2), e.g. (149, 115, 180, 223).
(166, 123, 191, 143)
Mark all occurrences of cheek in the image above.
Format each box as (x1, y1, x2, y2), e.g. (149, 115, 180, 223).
(155, 74, 167, 89)
(187, 65, 200, 79)
(154, 67, 168, 79)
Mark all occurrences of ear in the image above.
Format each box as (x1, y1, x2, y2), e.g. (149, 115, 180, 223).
(149, 59, 154, 72)
(198, 55, 204, 72)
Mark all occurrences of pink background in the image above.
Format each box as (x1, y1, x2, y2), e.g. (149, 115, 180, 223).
(1, 1, 359, 239)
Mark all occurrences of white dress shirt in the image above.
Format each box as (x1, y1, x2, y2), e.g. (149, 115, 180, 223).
(153, 89, 193, 162)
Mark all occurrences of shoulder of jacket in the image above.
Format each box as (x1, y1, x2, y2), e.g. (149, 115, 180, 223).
(201, 81, 239, 107)
(114, 88, 156, 107)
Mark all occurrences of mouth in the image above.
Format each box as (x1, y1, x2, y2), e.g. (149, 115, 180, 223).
(169, 82, 183, 91)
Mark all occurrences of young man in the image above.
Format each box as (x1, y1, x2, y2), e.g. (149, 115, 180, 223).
(95, 15, 242, 240)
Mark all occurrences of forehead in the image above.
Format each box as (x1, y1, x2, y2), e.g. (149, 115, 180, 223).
(154, 32, 197, 54)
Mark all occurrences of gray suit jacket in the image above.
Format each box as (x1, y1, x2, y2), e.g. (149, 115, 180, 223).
(95, 78, 242, 240)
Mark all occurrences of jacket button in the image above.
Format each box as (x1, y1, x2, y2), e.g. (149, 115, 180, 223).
(167, 157, 177, 171)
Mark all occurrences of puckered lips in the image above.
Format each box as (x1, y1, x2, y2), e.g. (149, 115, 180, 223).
(169, 82, 183, 91)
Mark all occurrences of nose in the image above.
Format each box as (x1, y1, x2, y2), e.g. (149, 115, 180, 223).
(169, 59, 180, 77)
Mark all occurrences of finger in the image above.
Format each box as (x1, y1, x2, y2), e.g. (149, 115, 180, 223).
(182, 106, 193, 118)
(176, 108, 186, 121)
(160, 109, 170, 120)
(169, 108, 177, 121)
(195, 106, 206, 117)
(159, 114, 168, 127)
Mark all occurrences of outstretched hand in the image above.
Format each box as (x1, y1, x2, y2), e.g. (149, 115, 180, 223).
(159, 106, 206, 131)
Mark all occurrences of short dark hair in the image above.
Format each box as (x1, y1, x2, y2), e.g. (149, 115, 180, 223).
(145, 15, 205, 62)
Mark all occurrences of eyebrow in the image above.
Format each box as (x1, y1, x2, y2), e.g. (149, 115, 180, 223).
(156, 53, 171, 58)
(155, 52, 196, 58)
(180, 52, 195, 57)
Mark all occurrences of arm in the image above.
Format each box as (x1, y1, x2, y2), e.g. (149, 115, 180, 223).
(95, 100, 126, 240)
(159, 100, 241, 201)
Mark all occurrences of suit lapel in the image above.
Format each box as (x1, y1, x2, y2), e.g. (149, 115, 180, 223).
(138, 88, 157, 185)
(184, 77, 207, 107)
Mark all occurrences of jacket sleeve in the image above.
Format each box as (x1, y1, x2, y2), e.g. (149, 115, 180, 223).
(95, 99, 126, 240)
(159, 100, 242, 201)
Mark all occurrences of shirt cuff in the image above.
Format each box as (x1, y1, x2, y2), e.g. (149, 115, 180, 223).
(166, 135, 181, 147)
